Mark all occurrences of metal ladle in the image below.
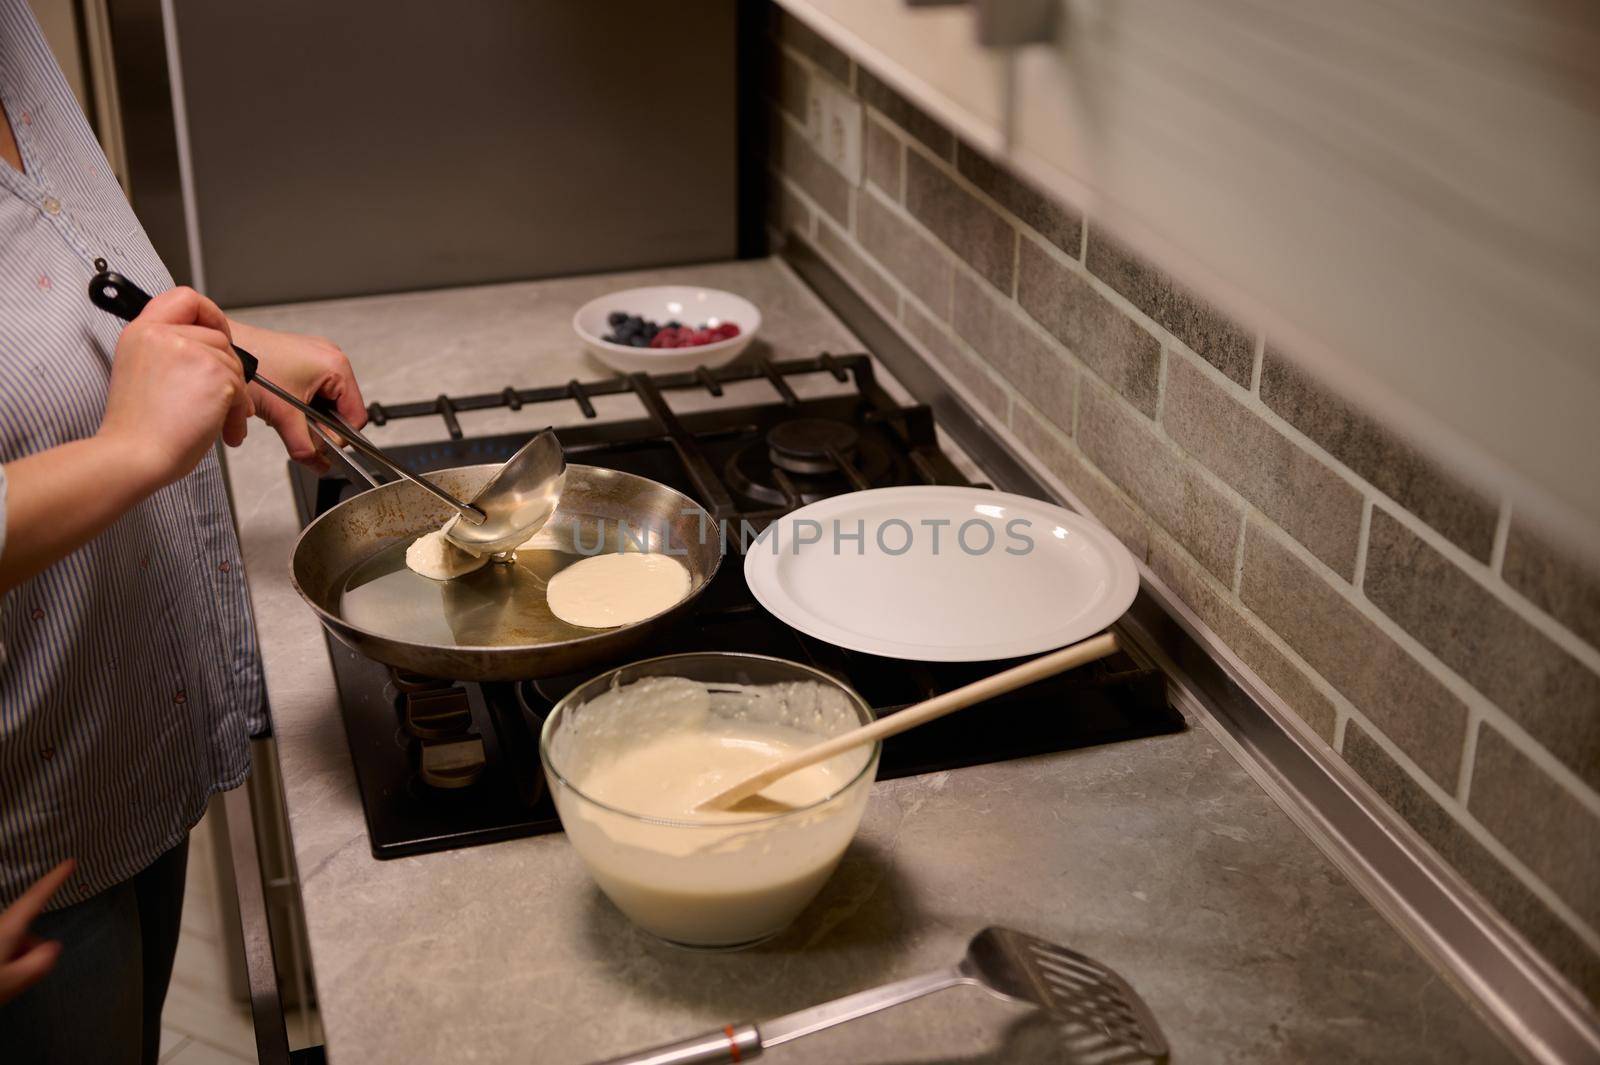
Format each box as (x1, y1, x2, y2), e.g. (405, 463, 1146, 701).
(88, 262, 566, 553)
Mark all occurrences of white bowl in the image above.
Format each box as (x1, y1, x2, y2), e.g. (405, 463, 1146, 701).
(541, 653, 878, 949)
(573, 286, 761, 375)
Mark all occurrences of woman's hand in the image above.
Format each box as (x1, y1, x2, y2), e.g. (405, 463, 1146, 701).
(98, 287, 254, 491)
(0, 860, 74, 1006)
(229, 320, 367, 472)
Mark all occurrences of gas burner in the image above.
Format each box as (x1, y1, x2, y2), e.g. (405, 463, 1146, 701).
(768, 418, 861, 474)
(726, 426, 894, 506)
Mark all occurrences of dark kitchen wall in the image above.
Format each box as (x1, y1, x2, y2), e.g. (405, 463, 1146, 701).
(761, 9, 1600, 1004)
(146, 0, 740, 306)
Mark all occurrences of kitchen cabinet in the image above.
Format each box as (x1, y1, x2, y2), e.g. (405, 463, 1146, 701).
(779, 0, 1600, 554)
(104, 0, 740, 307)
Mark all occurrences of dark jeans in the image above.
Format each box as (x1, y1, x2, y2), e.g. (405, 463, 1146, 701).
(0, 840, 190, 1065)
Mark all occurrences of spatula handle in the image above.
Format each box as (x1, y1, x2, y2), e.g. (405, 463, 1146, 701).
(701, 631, 1120, 809)
(591, 1022, 761, 1065)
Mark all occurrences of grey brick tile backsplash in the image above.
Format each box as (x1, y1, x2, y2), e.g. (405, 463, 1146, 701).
(767, 32, 1600, 984)
(1503, 519, 1600, 651)
(899, 298, 1009, 423)
(1085, 232, 1255, 386)
(1016, 240, 1161, 417)
(775, 10, 852, 86)
(854, 191, 952, 318)
(1148, 537, 1338, 741)
(865, 117, 901, 197)
(1241, 522, 1468, 788)
(858, 67, 954, 160)
(1164, 355, 1363, 579)
(1078, 381, 1242, 582)
(767, 164, 807, 228)
(1010, 402, 1149, 563)
(1469, 726, 1600, 931)
(774, 116, 849, 226)
(952, 272, 1073, 428)
(956, 144, 1082, 257)
(771, 47, 808, 124)
(1260, 352, 1498, 561)
(816, 216, 899, 315)
(1345, 723, 1600, 1001)
(905, 152, 1016, 294)
(1364, 509, 1600, 790)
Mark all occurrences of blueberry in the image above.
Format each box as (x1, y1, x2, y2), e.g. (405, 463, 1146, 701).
(665, 320, 682, 330)
(630, 335, 650, 347)
(607, 311, 628, 328)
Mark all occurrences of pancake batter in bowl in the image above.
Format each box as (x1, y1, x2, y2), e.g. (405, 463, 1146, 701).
(547, 676, 875, 948)
(579, 726, 843, 833)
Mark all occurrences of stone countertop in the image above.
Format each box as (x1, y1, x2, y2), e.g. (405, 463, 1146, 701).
(225, 258, 1510, 1065)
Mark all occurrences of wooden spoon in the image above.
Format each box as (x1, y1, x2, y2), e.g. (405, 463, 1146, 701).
(696, 631, 1120, 812)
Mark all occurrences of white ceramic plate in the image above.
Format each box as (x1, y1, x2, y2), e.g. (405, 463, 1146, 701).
(573, 285, 760, 374)
(744, 487, 1139, 661)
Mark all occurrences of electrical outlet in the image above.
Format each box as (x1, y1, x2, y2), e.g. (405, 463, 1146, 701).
(807, 75, 862, 185)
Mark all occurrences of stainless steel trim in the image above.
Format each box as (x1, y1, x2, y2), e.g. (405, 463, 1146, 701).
(155, 0, 204, 292)
(778, 233, 1600, 1065)
(102, 0, 192, 281)
(223, 778, 293, 1065)
(77, 0, 130, 189)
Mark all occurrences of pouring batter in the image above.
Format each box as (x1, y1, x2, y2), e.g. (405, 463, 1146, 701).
(404, 528, 489, 581)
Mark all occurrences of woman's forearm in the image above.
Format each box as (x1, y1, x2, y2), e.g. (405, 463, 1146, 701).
(0, 436, 160, 595)
(2, 287, 255, 596)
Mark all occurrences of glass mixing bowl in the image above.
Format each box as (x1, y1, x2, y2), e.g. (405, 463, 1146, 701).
(540, 653, 879, 950)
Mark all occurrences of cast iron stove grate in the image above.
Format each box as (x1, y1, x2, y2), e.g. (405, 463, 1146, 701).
(288, 355, 1182, 859)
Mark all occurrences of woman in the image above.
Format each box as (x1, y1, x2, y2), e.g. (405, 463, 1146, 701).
(0, 3, 368, 1060)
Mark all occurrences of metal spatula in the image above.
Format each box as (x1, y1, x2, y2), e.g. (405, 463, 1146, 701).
(592, 927, 1168, 1065)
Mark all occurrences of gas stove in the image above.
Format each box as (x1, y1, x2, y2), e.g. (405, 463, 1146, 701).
(288, 354, 1182, 859)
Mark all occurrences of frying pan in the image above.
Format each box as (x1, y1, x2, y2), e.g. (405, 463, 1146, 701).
(291, 462, 723, 681)
(81, 261, 722, 681)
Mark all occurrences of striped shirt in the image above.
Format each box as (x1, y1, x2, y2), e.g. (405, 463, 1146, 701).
(0, 1, 265, 909)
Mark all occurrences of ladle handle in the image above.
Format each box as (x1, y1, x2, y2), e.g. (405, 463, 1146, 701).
(87, 262, 486, 523)
(89, 260, 259, 382)
(308, 421, 384, 489)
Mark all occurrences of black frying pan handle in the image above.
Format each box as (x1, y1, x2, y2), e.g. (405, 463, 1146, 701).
(88, 258, 260, 383)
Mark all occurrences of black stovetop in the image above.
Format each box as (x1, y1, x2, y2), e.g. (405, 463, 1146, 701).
(289, 354, 1182, 859)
